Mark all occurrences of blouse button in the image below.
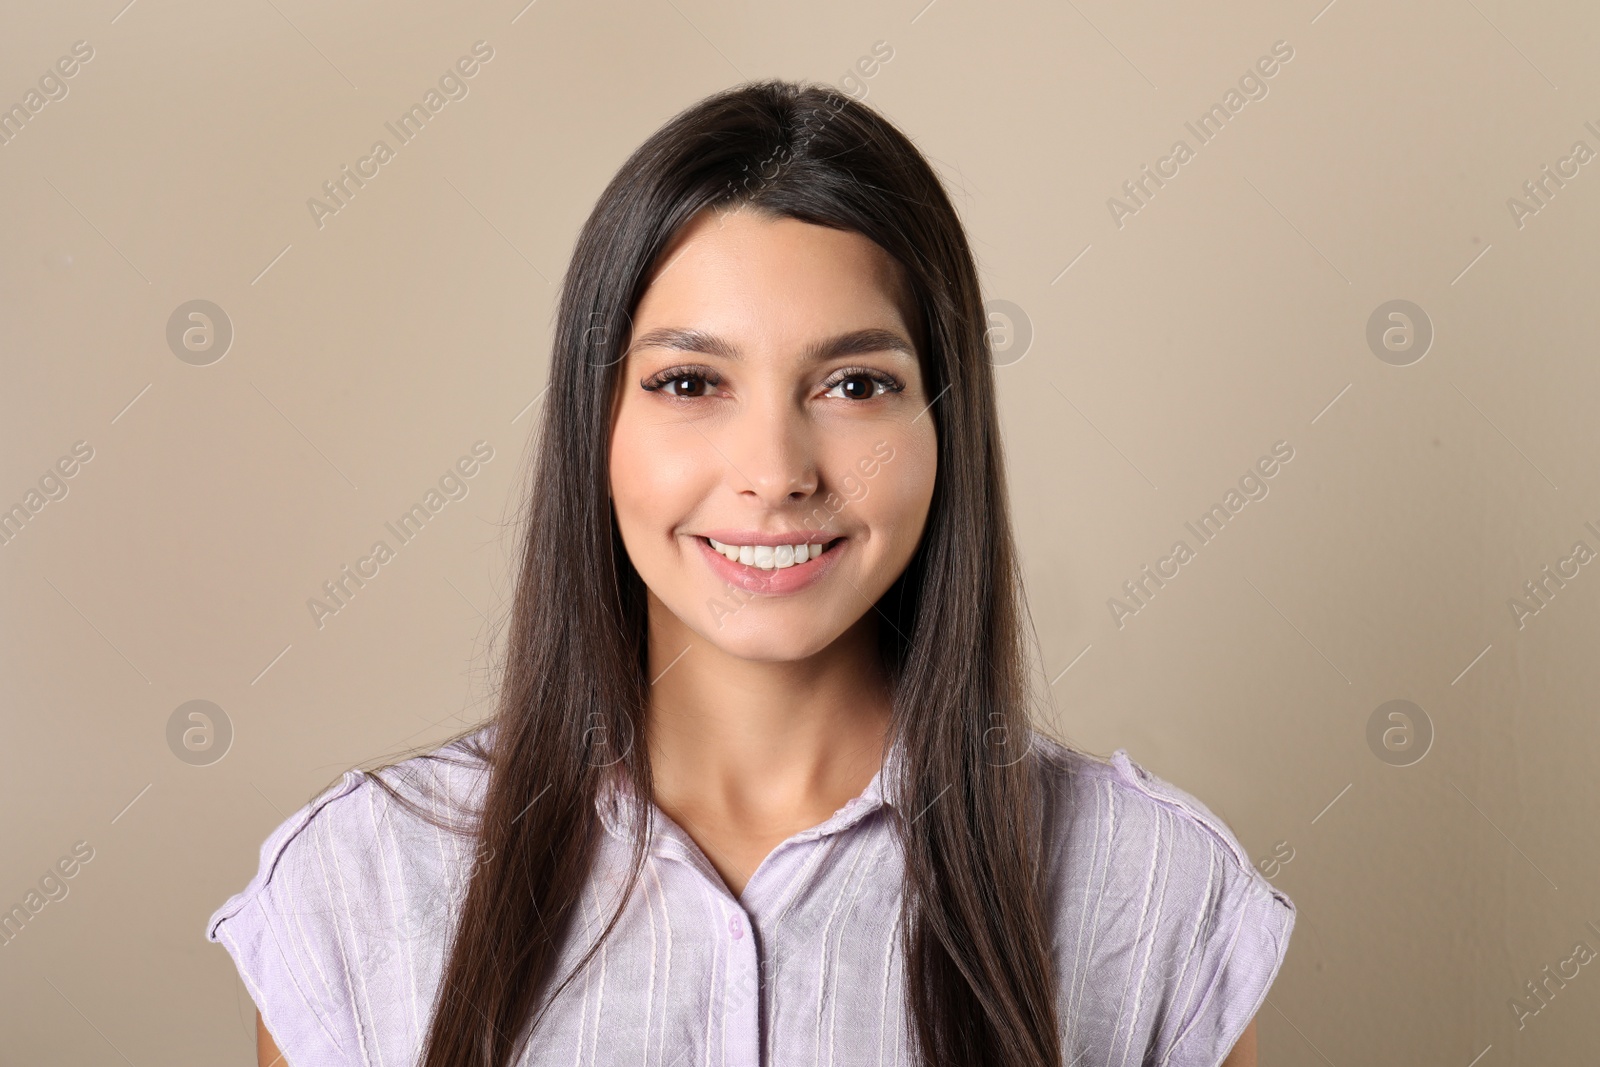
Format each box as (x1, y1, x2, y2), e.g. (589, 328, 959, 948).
(728, 914, 744, 940)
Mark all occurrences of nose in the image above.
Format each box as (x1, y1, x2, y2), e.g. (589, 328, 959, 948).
(725, 396, 818, 506)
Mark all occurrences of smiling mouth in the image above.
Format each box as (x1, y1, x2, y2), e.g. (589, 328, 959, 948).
(700, 536, 845, 571)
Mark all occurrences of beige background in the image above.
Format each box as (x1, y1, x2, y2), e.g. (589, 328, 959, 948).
(3, 0, 1598, 1062)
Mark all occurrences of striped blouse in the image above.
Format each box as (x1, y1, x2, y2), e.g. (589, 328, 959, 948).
(206, 728, 1295, 1066)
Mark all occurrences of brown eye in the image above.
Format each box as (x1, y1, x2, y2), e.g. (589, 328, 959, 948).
(822, 367, 903, 401)
(641, 367, 719, 397)
(666, 376, 707, 397)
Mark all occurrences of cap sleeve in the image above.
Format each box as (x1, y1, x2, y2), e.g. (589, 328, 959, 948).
(205, 769, 375, 1067)
(1107, 751, 1296, 1067)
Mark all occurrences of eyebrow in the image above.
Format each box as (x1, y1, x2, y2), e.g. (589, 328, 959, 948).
(623, 326, 917, 364)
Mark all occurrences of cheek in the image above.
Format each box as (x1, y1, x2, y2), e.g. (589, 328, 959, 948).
(851, 431, 937, 542)
(609, 412, 715, 534)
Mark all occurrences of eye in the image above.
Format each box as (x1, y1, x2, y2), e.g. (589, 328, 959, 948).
(822, 367, 905, 401)
(640, 365, 720, 398)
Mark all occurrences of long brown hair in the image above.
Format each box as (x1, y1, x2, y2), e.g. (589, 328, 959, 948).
(361, 78, 1065, 1067)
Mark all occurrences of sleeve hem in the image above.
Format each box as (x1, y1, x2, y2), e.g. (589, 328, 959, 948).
(1158, 877, 1296, 1067)
(205, 768, 372, 1067)
(212, 896, 360, 1067)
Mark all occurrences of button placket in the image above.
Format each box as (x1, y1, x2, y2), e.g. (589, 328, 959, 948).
(721, 903, 761, 1066)
(599, 765, 898, 1065)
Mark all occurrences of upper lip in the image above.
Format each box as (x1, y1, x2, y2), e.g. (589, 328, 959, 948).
(696, 530, 844, 547)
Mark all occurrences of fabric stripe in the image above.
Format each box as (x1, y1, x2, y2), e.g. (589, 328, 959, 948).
(204, 731, 1294, 1067)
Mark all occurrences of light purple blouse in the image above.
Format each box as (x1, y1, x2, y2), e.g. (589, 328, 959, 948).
(206, 728, 1294, 1066)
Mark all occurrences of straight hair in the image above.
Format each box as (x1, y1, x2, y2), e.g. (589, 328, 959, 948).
(360, 78, 1066, 1067)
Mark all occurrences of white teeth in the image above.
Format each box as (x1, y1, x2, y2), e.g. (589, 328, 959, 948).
(708, 538, 829, 570)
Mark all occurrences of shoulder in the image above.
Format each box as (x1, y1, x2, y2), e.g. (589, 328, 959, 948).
(1027, 730, 1273, 881)
(1024, 729, 1295, 1067)
(207, 730, 490, 936)
(204, 731, 491, 1066)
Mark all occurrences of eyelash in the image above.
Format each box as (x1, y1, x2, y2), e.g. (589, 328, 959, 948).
(639, 364, 906, 400)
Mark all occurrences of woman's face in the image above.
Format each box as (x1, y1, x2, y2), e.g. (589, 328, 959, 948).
(608, 205, 938, 664)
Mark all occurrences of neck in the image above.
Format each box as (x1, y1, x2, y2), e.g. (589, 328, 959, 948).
(642, 599, 893, 831)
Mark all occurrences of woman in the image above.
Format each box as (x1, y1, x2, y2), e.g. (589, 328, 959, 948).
(208, 79, 1294, 1067)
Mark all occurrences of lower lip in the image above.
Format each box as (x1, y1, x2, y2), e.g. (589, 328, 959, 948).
(694, 536, 846, 595)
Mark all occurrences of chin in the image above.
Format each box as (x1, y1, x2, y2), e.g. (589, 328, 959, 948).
(696, 617, 842, 664)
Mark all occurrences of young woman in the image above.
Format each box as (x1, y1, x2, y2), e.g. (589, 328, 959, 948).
(208, 80, 1294, 1067)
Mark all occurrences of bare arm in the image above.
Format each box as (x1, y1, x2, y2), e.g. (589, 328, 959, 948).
(1220, 1016, 1257, 1066)
(256, 1010, 289, 1067)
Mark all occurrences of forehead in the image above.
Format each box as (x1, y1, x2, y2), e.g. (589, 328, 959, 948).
(632, 207, 917, 344)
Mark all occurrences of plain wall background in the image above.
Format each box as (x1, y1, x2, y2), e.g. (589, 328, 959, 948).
(3, 0, 1597, 1062)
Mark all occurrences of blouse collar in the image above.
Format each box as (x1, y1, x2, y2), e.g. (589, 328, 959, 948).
(595, 730, 906, 852)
